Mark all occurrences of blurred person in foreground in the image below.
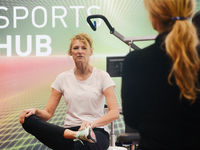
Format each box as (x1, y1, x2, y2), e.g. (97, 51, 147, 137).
(122, 0, 200, 150)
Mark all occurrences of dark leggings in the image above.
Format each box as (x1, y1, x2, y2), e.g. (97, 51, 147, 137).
(22, 115, 110, 150)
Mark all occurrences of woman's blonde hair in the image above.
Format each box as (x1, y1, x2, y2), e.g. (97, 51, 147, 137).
(68, 33, 93, 55)
(144, 0, 200, 104)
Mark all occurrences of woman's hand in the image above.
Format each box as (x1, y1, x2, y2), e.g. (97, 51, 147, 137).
(19, 108, 37, 124)
(78, 121, 96, 131)
(19, 89, 62, 124)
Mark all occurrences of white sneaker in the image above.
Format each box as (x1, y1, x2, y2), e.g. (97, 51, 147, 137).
(74, 126, 97, 144)
(84, 126, 97, 143)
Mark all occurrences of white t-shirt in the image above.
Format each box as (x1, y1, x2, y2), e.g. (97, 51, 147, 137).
(51, 67, 116, 133)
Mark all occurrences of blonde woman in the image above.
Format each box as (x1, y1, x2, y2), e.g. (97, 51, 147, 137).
(122, 0, 200, 150)
(19, 33, 119, 150)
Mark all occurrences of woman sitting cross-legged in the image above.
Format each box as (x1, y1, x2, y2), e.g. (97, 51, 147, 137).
(19, 33, 119, 150)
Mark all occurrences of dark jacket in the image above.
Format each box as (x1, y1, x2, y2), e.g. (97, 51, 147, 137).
(122, 32, 200, 150)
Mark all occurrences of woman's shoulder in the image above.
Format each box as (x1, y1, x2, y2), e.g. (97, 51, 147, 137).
(92, 67, 111, 81)
(94, 67, 109, 76)
(56, 68, 74, 78)
(124, 44, 155, 63)
(124, 38, 166, 64)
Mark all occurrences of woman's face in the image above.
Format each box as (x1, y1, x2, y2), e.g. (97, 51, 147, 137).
(70, 39, 93, 64)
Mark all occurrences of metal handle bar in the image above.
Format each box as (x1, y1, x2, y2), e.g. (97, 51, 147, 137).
(87, 14, 156, 50)
(87, 14, 115, 34)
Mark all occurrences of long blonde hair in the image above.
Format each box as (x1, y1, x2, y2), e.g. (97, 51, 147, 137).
(144, 0, 200, 104)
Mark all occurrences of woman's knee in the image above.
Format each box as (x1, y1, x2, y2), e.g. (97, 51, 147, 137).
(22, 115, 38, 131)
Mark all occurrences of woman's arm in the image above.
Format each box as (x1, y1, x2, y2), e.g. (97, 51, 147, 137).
(19, 88, 62, 124)
(93, 86, 119, 127)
